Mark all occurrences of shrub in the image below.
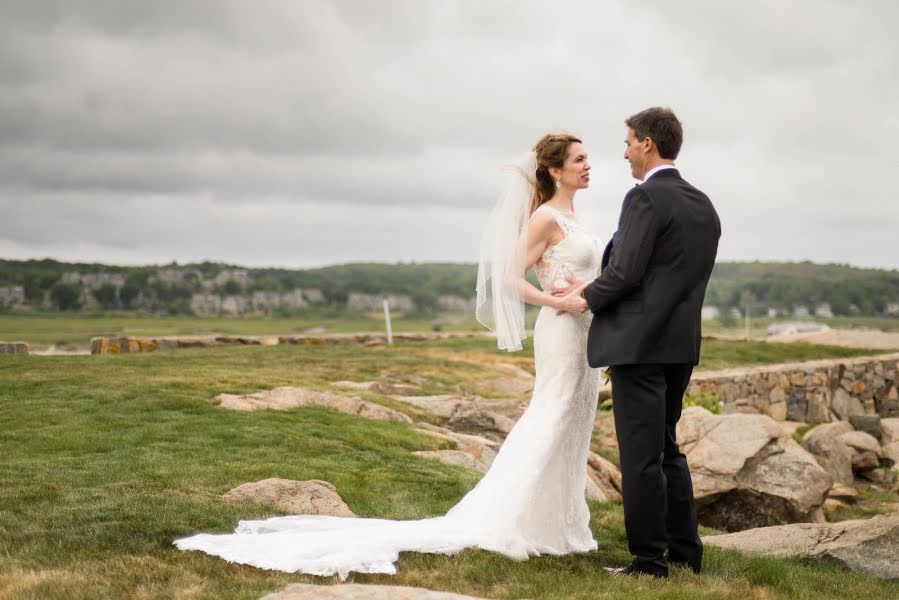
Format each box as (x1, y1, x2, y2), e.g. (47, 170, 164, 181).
(50, 283, 83, 311)
(683, 392, 721, 414)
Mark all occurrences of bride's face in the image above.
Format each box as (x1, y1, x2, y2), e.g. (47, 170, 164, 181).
(556, 142, 591, 190)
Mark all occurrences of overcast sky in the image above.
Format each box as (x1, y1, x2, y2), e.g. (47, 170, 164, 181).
(2, 0, 897, 270)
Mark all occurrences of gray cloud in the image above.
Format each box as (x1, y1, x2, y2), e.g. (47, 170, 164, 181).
(2, 0, 898, 269)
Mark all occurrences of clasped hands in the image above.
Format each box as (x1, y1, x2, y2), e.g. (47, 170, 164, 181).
(549, 275, 589, 315)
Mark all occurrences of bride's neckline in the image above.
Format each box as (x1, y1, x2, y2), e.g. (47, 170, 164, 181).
(544, 205, 582, 223)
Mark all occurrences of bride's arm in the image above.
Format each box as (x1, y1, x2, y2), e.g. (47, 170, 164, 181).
(507, 210, 587, 314)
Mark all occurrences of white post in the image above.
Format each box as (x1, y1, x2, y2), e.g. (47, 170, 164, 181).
(383, 299, 393, 346)
(745, 301, 751, 340)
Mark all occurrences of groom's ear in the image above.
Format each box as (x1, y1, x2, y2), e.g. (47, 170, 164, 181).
(641, 136, 656, 156)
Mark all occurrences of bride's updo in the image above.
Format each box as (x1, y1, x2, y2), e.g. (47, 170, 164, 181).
(531, 132, 582, 214)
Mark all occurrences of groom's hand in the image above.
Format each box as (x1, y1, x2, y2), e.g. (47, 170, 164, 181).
(554, 278, 589, 315)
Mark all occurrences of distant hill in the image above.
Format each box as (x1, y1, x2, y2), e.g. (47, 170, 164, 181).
(1, 258, 897, 317)
(705, 261, 899, 316)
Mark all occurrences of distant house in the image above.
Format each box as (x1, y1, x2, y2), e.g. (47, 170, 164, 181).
(814, 303, 834, 318)
(438, 295, 476, 313)
(728, 307, 742, 319)
(700, 306, 720, 321)
(347, 293, 415, 312)
(301, 289, 326, 304)
(0, 285, 24, 307)
(886, 303, 899, 316)
(793, 305, 810, 318)
(61, 271, 125, 290)
(767, 307, 782, 318)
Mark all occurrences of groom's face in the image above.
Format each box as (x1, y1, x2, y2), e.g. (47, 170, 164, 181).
(624, 128, 648, 180)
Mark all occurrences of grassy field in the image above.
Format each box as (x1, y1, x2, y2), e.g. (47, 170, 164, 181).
(2, 337, 898, 599)
(3, 312, 898, 353)
(0, 312, 482, 350)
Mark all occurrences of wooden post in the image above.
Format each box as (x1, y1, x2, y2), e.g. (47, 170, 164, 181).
(383, 299, 393, 346)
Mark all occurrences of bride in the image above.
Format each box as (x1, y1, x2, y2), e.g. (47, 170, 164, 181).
(175, 133, 602, 578)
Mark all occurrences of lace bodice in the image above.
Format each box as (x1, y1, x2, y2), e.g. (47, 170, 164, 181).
(534, 207, 601, 290)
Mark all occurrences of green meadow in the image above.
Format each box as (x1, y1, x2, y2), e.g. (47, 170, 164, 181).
(1, 321, 897, 598)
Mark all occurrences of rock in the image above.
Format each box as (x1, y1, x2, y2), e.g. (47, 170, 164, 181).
(213, 387, 412, 424)
(481, 364, 534, 397)
(597, 382, 612, 402)
(223, 479, 355, 517)
(586, 452, 623, 503)
(766, 399, 788, 421)
(393, 395, 467, 419)
(778, 421, 806, 437)
(838, 431, 882, 457)
(333, 380, 378, 391)
(801, 422, 855, 486)
(414, 450, 488, 473)
(333, 380, 425, 396)
(806, 392, 832, 424)
(677, 407, 832, 532)
(828, 485, 859, 503)
(852, 451, 880, 472)
(883, 441, 899, 469)
(593, 413, 618, 454)
(786, 392, 808, 422)
(858, 468, 888, 483)
(446, 408, 516, 443)
(262, 583, 510, 600)
(831, 387, 865, 420)
(823, 498, 848, 513)
(703, 512, 899, 580)
(881, 418, 899, 445)
(413, 425, 499, 471)
(585, 477, 607, 501)
(849, 415, 883, 442)
(369, 382, 424, 396)
(0, 341, 29, 354)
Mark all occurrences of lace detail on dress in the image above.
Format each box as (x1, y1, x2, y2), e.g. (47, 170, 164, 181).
(534, 207, 598, 291)
(174, 205, 604, 579)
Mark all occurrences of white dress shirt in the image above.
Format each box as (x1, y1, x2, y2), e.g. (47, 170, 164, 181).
(641, 164, 677, 182)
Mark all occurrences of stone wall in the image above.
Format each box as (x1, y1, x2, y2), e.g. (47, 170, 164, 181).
(686, 353, 899, 423)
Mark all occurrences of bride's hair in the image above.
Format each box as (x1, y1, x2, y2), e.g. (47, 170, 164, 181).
(530, 132, 582, 214)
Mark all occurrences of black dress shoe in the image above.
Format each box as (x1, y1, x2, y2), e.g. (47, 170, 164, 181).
(604, 561, 668, 579)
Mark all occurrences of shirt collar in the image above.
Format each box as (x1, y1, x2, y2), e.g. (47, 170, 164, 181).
(641, 164, 677, 182)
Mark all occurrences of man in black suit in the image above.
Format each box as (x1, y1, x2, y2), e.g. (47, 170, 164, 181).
(573, 107, 720, 578)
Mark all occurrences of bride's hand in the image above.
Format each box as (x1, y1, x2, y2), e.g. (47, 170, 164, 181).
(554, 282, 589, 315)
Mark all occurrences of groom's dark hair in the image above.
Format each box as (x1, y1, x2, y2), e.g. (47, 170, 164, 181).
(626, 107, 683, 160)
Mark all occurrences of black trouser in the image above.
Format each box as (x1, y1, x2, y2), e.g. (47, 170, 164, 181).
(611, 363, 703, 574)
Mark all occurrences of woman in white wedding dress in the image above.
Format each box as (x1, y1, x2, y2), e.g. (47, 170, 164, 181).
(175, 133, 602, 579)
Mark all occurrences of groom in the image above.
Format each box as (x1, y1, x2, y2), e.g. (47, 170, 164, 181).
(570, 107, 720, 578)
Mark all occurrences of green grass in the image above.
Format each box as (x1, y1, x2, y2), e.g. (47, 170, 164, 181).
(2, 340, 898, 598)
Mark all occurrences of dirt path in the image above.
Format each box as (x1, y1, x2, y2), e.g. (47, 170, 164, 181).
(766, 328, 899, 350)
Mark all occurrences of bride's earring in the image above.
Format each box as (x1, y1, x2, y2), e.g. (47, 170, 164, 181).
(555, 178, 561, 187)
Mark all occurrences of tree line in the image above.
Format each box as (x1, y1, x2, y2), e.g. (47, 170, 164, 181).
(2, 258, 898, 317)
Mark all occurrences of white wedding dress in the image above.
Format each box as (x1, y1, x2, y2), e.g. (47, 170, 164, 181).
(175, 207, 601, 579)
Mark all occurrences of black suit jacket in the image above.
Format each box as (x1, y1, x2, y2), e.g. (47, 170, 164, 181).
(584, 169, 720, 367)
